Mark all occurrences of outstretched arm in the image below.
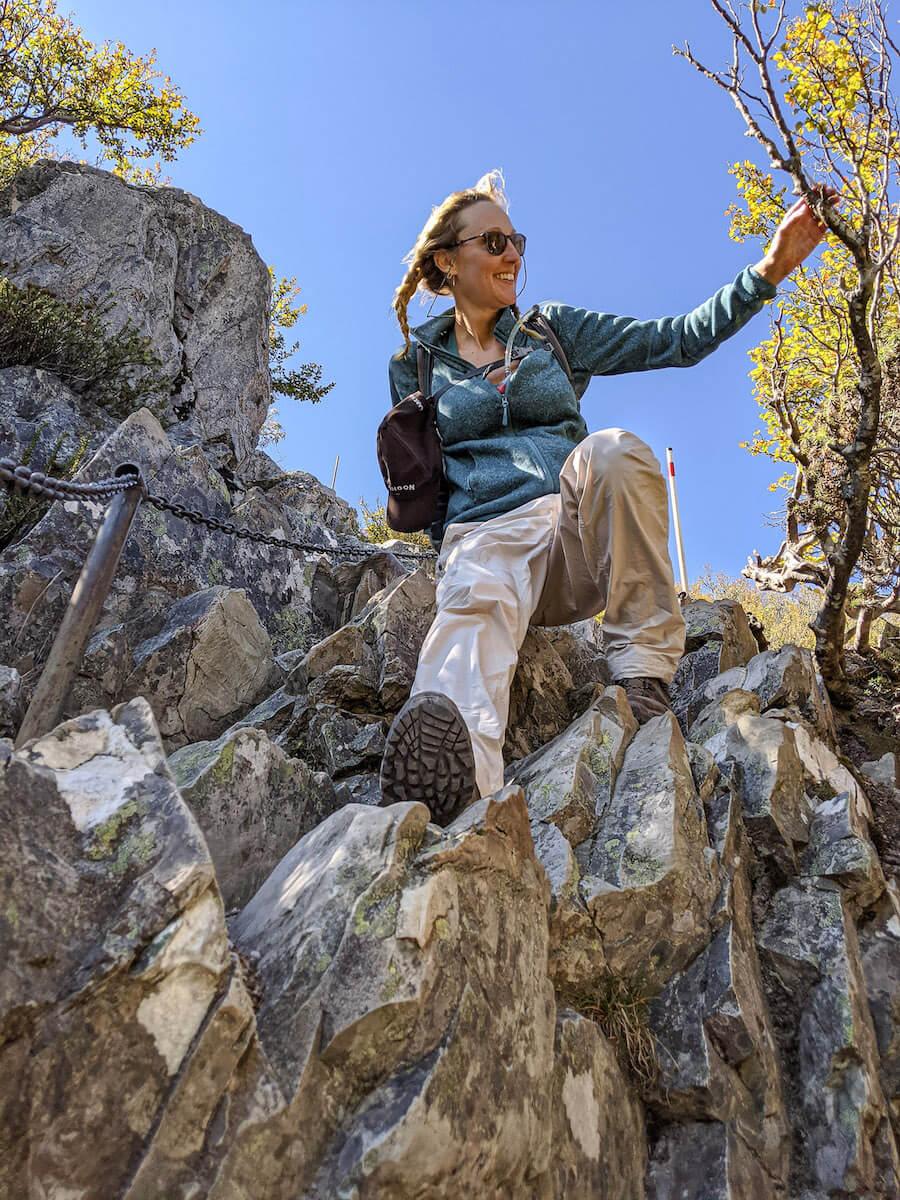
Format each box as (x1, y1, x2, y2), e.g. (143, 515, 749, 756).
(753, 192, 837, 286)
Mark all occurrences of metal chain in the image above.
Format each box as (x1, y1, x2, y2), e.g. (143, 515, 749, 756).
(1, 456, 434, 563)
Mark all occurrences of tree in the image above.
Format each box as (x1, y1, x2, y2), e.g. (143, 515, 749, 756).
(678, 0, 900, 693)
(0, 0, 200, 185)
(258, 269, 335, 447)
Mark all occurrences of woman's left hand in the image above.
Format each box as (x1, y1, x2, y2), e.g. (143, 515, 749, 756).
(753, 188, 840, 286)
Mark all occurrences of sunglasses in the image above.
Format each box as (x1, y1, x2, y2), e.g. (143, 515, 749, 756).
(448, 230, 527, 256)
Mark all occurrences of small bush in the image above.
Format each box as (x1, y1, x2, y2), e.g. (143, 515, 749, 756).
(560, 972, 659, 1091)
(0, 275, 167, 419)
(0, 426, 89, 549)
(358, 497, 432, 551)
(690, 565, 818, 650)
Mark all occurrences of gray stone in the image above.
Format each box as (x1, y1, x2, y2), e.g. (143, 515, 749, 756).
(858, 891, 900, 1141)
(169, 725, 342, 910)
(646, 1119, 779, 1200)
(742, 645, 837, 743)
(576, 712, 718, 990)
(687, 687, 761, 745)
(1, 161, 269, 464)
(118, 586, 275, 748)
(757, 878, 900, 1197)
(0, 665, 24, 738)
(862, 752, 900, 790)
(682, 598, 760, 666)
(306, 707, 386, 778)
(507, 685, 636, 847)
(802, 791, 880, 890)
(670, 642, 732, 729)
(703, 715, 811, 875)
(505, 627, 575, 763)
(533, 1009, 646, 1198)
(0, 699, 248, 1199)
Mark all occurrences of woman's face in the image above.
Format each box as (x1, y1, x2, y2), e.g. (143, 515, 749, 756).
(440, 200, 522, 312)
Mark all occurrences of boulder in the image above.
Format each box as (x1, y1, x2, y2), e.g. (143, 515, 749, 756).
(576, 713, 718, 990)
(861, 752, 900, 790)
(682, 598, 760, 666)
(757, 878, 900, 1197)
(646, 1119, 778, 1200)
(1, 161, 269, 465)
(117, 586, 276, 748)
(0, 699, 251, 1200)
(169, 725, 342, 910)
(505, 627, 575, 762)
(858, 890, 900, 1141)
(0, 665, 23, 738)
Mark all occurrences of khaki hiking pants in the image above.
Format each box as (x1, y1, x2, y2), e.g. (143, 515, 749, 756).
(411, 429, 686, 797)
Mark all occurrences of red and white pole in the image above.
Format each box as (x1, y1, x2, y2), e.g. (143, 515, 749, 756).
(665, 447, 688, 595)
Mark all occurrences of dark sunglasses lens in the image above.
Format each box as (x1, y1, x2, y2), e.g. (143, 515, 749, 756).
(484, 231, 506, 254)
(511, 233, 526, 255)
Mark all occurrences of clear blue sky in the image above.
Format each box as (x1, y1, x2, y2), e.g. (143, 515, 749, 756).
(68, 0, 803, 580)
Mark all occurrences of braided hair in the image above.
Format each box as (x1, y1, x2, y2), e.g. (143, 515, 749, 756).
(392, 169, 520, 356)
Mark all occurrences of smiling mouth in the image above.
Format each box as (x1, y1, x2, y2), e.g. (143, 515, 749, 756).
(495, 273, 516, 282)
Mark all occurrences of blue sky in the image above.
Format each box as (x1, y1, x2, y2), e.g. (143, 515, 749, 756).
(68, 0, 806, 580)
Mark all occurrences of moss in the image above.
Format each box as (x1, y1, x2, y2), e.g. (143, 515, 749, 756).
(379, 962, 400, 1002)
(211, 739, 236, 782)
(5, 902, 19, 931)
(434, 916, 451, 941)
(86, 797, 144, 860)
(272, 606, 311, 654)
(207, 557, 226, 586)
(109, 829, 156, 877)
(315, 952, 331, 973)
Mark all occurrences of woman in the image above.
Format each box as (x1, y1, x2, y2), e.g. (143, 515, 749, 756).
(379, 170, 830, 825)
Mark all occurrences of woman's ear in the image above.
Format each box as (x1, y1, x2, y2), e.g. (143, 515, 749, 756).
(433, 248, 453, 276)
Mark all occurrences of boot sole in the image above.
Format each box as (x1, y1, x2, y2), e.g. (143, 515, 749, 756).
(380, 692, 476, 826)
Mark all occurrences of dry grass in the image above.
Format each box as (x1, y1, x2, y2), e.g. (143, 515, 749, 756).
(560, 972, 660, 1092)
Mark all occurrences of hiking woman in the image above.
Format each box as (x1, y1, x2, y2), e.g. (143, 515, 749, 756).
(379, 171, 831, 825)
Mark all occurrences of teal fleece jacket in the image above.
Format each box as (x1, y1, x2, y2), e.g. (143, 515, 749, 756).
(388, 266, 776, 544)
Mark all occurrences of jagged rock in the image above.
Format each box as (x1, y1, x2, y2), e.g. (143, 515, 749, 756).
(0, 699, 249, 1200)
(116, 586, 276, 749)
(0, 408, 343, 684)
(682, 598, 761, 665)
(757, 878, 900, 1197)
(226, 788, 560, 1198)
(334, 771, 382, 807)
(703, 715, 811, 877)
(858, 891, 900, 1140)
(686, 687, 762, 745)
(646, 1118, 779, 1200)
(169, 726, 341, 910)
(310, 549, 408, 631)
(305, 707, 387, 778)
(0, 665, 23, 738)
(534, 1008, 647, 1197)
(648, 855, 789, 1190)
(539, 618, 612, 693)
(862, 752, 900, 790)
(802, 791, 881, 890)
(507, 686, 636, 847)
(576, 712, 718, 990)
(670, 642, 729, 727)
(506, 627, 575, 762)
(1, 161, 269, 464)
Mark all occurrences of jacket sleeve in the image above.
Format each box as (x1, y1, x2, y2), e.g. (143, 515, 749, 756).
(544, 266, 776, 377)
(388, 348, 420, 406)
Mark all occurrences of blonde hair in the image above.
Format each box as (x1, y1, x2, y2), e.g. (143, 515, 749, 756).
(392, 169, 518, 355)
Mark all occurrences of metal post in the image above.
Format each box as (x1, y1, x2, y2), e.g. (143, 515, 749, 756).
(665, 447, 689, 596)
(15, 465, 145, 748)
(330, 454, 340, 491)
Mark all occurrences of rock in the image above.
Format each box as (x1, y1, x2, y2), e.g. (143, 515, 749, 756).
(576, 712, 718, 990)
(802, 791, 881, 894)
(646, 1119, 778, 1200)
(858, 892, 900, 1140)
(118, 586, 276, 748)
(169, 725, 342, 910)
(0, 665, 24, 738)
(539, 618, 612, 692)
(703, 715, 811, 877)
(305, 707, 386, 778)
(506, 627, 575, 763)
(534, 1009, 647, 1198)
(0, 698, 250, 1199)
(686, 687, 762, 745)
(757, 878, 900, 1197)
(1, 161, 269, 464)
(670, 642, 730, 728)
(862, 752, 900, 790)
(682, 598, 760, 666)
(507, 686, 636, 848)
(227, 788, 559, 1197)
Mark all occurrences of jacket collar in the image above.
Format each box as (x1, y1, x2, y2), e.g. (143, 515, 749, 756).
(410, 306, 519, 359)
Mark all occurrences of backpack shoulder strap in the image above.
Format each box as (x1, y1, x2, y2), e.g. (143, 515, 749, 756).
(415, 343, 434, 397)
(526, 310, 575, 390)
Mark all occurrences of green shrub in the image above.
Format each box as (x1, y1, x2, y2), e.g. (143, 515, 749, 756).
(358, 497, 432, 551)
(0, 274, 166, 418)
(0, 425, 89, 549)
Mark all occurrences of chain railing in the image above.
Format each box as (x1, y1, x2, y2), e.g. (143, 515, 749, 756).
(2, 453, 433, 746)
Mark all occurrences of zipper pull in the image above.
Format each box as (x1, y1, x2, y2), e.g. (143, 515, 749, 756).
(500, 391, 509, 426)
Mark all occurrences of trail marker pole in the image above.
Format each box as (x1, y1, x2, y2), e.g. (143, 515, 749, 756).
(665, 447, 689, 596)
(331, 455, 340, 491)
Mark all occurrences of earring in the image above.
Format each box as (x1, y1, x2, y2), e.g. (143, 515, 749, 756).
(516, 258, 528, 298)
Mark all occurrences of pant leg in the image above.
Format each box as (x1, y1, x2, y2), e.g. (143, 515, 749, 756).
(412, 495, 559, 797)
(531, 429, 686, 682)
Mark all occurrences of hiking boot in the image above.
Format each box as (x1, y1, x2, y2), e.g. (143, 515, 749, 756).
(617, 677, 672, 726)
(380, 691, 478, 826)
